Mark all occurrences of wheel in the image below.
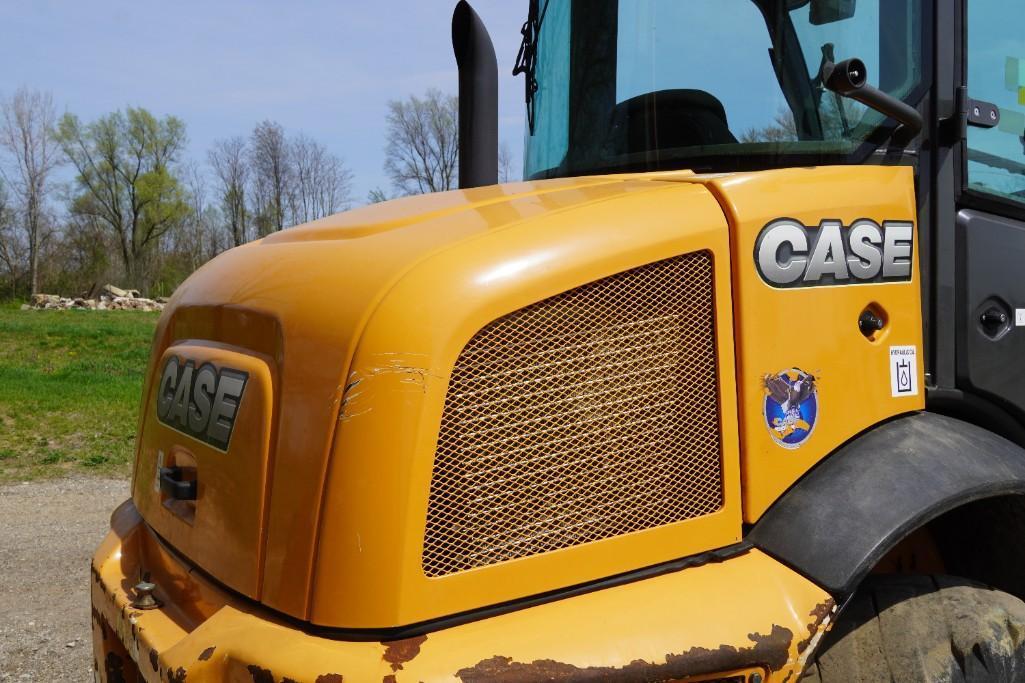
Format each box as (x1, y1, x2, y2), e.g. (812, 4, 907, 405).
(803, 574, 1025, 682)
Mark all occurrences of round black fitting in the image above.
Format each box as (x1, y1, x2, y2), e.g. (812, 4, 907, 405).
(858, 309, 885, 337)
(824, 58, 868, 94)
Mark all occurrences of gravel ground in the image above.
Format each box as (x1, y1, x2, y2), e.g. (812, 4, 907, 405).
(0, 477, 128, 681)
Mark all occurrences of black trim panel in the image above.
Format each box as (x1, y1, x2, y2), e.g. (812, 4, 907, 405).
(748, 412, 1025, 596)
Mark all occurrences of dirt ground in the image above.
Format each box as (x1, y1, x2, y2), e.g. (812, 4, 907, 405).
(0, 477, 128, 681)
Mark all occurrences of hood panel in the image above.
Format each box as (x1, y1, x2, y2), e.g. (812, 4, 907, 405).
(135, 343, 275, 597)
(132, 177, 680, 619)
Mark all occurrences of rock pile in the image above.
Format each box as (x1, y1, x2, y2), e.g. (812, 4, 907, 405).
(21, 285, 167, 312)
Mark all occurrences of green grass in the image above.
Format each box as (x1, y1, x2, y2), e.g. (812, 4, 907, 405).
(0, 301, 158, 481)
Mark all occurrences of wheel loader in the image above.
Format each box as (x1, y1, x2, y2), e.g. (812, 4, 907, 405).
(90, 0, 1025, 680)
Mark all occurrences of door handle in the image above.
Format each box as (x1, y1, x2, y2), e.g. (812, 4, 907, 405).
(159, 466, 197, 501)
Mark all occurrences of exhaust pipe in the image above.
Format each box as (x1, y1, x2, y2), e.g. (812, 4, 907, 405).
(452, 0, 498, 189)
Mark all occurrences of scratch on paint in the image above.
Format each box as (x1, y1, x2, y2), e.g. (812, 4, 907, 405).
(338, 354, 440, 422)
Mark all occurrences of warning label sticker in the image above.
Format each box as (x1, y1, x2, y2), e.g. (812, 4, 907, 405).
(889, 345, 919, 398)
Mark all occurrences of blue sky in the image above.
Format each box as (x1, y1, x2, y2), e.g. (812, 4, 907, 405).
(0, 1, 528, 204)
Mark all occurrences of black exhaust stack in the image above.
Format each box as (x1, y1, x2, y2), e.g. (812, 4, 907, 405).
(452, 0, 498, 188)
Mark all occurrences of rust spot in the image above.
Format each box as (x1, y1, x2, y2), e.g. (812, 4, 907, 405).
(104, 652, 126, 683)
(150, 649, 159, 671)
(796, 599, 837, 655)
(316, 676, 344, 683)
(382, 676, 397, 683)
(456, 625, 794, 681)
(198, 646, 216, 662)
(91, 606, 108, 639)
(247, 665, 276, 683)
(782, 671, 794, 683)
(382, 634, 428, 671)
(167, 667, 187, 683)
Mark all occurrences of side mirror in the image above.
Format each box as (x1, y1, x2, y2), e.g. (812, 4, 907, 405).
(810, 0, 856, 25)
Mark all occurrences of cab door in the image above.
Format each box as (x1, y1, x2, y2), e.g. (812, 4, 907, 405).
(954, 0, 1025, 420)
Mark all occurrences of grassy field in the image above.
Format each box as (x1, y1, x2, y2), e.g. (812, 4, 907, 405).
(0, 302, 158, 482)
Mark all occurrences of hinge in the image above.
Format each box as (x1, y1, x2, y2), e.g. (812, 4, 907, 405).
(938, 86, 969, 143)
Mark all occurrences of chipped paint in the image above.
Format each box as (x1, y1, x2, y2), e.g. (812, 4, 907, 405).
(166, 667, 187, 683)
(149, 649, 159, 671)
(455, 625, 793, 681)
(104, 652, 126, 683)
(314, 675, 344, 683)
(247, 664, 275, 683)
(794, 599, 839, 673)
(796, 599, 837, 655)
(382, 634, 428, 671)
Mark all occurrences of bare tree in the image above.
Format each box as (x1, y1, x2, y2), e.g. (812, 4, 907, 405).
(208, 136, 250, 247)
(288, 133, 354, 224)
(56, 107, 190, 291)
(367, 187, 390, 204)
(177, 161, 221, 271)
(383, 89, 458, 195)
(249, 120, 290, 236)
(0, 88, 62, 295)
(0, 179, 22, 295)
(739, 107, 799, 143)
(739, 100, 864, 143)
(498, 142, 516, 183)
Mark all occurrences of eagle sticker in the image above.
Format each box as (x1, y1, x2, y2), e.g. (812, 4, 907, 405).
(763, 368, 818, 449)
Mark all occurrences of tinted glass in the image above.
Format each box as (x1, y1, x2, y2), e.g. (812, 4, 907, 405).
(523, 0, 925, 180)
(966, 0, 1025, 207)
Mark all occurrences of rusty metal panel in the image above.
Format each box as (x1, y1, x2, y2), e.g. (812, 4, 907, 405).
(423, 251, 724, 576)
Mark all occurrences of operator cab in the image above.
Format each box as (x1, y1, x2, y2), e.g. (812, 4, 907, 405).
(519, 0, 927, 179)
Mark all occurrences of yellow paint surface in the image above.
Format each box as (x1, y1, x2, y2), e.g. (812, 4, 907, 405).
(678, 166, 924, 521)
(92, 501, 831, 683)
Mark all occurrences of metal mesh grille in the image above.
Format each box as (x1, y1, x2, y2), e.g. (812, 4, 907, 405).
(423, 251, 723, 577)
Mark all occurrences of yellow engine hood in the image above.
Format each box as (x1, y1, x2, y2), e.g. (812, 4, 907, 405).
(131, 173, 732, 623)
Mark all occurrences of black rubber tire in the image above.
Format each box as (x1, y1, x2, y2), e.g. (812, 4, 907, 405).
(803, 575, 1025, 682)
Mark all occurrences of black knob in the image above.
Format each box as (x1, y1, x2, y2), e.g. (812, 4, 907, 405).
(858, 310, 884, 337)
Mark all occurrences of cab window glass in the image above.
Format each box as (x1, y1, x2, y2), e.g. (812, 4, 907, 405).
(523, 0, 926, 180)
(966, 0, 1025, 206)
(523, 0, 571, 177)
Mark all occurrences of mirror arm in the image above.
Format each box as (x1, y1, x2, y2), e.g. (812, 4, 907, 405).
(823, 58, 923, 142)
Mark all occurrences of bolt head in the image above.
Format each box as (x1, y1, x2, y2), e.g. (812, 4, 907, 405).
(131, 581, 161, 610)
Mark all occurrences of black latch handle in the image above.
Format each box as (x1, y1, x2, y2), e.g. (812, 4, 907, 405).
(159, 466, 197, 501)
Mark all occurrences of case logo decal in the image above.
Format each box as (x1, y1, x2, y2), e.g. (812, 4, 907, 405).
(763, 368, 818, 449)
(156, 356, 248, 451)
(755, 218, 913, 288)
